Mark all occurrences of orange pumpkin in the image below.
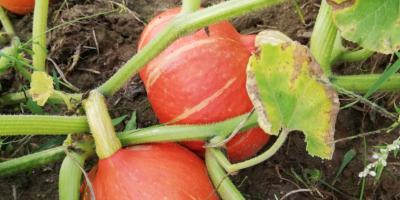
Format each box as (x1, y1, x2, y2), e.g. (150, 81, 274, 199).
(81, 143, 218, 200)
(138, 8, 270, 163)
(0, 0, 58, 15)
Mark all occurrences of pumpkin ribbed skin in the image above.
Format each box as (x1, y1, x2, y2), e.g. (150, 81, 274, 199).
(0, 0, 58, 15)
(138, 8, 270, 163)
(81, 143, 218, 200)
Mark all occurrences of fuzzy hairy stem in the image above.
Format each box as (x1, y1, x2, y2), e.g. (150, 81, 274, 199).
(0, 115, 89, 136)
(330, 74, 400, 93)
(59, 137, 95, 200)
(212, 130, 288, 172)
(0, 146, 66, 177)
(339, 48, 375, 63)
(205, 149, 245, 200)
(0, 113, 260, 177)
(118, 113, 258, 145)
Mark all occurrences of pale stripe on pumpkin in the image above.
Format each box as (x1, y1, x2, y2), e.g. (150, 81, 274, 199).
(169, 78, 236, 123)
(145, 37, 239, 92)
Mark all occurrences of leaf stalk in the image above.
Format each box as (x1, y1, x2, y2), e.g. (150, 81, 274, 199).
(32, 0, 49, 72)
(205, 149, 245, 200)
(310, 0, 336, 76)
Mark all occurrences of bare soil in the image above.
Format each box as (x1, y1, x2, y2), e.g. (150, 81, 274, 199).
(0, 0, 399, 200)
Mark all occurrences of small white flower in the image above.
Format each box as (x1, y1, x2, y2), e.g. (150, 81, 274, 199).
(369, 171, 376, 177)
(382, 160, 387, 167)
(373, 154, 379, 159)
(388, 144, 396, 151)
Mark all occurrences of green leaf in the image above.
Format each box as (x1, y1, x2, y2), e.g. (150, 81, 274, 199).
(21, 48, 35, 56)
(124, 111, 137, 131)
(31, 136, 67, 154)
(246, 31, 340, 159)
(52, 70, 60, 90)
(289, 167, 308, 188)
(6, 143, 13, 152)
(374, 163, 385, 185)
(303, 168, 322, 186)
(0, 46, 17, 73)
(373, 146, 388, 149)
(394, 103, 400, 115)
(23, 98, 45, 115)
(332, 149, 356, 185)
(0, 48, 36, 70)
(394, 148, 399, 158)
(292, 0, 305, 24)
(318, 179, 358, 200)
(328, 0, 400, 54)
(112, 115, 127, 126)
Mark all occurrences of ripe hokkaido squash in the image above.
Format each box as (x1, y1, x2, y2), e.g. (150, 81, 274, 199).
(81, 143, 218, 200)
(138, 8, 270, 163)
(0, 0, 58, 15)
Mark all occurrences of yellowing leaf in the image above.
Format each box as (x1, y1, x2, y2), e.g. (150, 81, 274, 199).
(328, 0, 400, 54)
(246, 31, 339, 159)
(29, 71, 54, 106)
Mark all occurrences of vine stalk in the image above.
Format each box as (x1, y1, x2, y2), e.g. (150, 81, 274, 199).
(59, 137, 95, 200)
(206, 149, 245, 200)
(210, 130, 289, 172)
(32, 0, 49, 72)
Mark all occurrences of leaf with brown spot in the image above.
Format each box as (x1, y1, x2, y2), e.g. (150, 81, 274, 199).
(328, 0, 400, 54)
(246, 31, 339, 159)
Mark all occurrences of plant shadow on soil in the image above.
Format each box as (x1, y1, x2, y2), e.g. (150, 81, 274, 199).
(0, 0, 399, 199)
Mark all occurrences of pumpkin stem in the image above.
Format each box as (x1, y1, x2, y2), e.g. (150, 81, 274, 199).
(83, 90, 122, 159)
(181, 0, 201, 14)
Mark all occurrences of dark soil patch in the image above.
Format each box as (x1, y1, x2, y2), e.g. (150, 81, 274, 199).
(1, 0, 399, 200)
